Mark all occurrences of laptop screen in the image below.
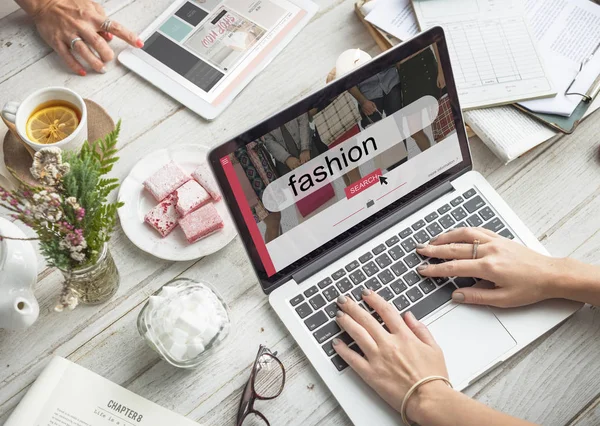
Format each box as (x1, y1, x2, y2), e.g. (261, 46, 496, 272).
(211, 29, 470, 287)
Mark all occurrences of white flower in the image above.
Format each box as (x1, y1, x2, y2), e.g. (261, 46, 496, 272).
(70, 251, 86, 262)
(30, 147, 70, 186)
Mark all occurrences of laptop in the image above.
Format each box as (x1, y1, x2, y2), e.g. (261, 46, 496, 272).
(209, 27, 581, 425)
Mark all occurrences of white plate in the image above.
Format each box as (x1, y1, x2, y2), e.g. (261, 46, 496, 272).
(118, 145, 236, 261)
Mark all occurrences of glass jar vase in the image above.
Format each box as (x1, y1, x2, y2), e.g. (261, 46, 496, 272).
(60, 243, 120, 305)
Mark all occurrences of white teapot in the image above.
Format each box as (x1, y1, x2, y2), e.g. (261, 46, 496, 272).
(0, 217, 39, 330)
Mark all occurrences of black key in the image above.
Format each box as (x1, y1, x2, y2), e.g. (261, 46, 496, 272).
(419, 279, 437, 294)
(403, 270, 421, 286)
(323, 286, 340, 302)
(304, 286, 318, 297)
(455, 221, 467, 228)
(345, 260, 360, 272)
(450, 196, 464, 207)
(430, 257, 444, 264)
(439, 214, 456, 229)
(322, 332, 353, 356)
(290, 294, 304, 306)
(378, 269, 395, 285)
(362, 261, 379, 277)
(399, 228, 413, 239)
(467, 214, 483, 227)
(318, 277, 333, 289)
(314, 321, 341, 344)
(386, 235, 400, 247)
(295, 302, 312, 319)
(499, 228, 515, 239)
(483, 218, 505, 233)
(401, 237, 417, 252)
(425, 212, 439, 223)
(336, 277, 353, 293)
(351, 285, 366, 301)
(304, 311, 328, 331)
(372, 311, 384, 323)
(365, 277, 382, 291)
(463, 189, 476, 199)
(407, 284, 454, 320)
(358, 302, 371, 312)
(451, 206, 467, 221)
(309, 294, 326, 310)
(393, 295, 411, 311)
(324, 302, 339, 318)
(377, 287, 395, 301)
(479, 206, 495, 221)
(403, 253, 421, 268)
(350, 269, 367, 285)
(432, 276, 449, 286)
(426, 222, 443, 237)
(437, 204, 452, 214)
(464, 196, 485, 213)
(372, 244, 386, 255)
(391, 280, 408, 294)
(406, 287, 424, 303)
(412, 219, 426, 230)
(454, 277, 476, 288)
(331, 269, 346, 280)
(391, 260, 408, 276)
(331, 354, 348, 371)
(349, 344, 365, 357)
(389, 245, 404, 261)
(359, 252, 373, 263)
(414, 230, 430, 244)
(375, 253, 392, 269)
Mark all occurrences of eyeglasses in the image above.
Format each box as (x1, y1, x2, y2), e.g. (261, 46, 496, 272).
(236, 345, 286, 426)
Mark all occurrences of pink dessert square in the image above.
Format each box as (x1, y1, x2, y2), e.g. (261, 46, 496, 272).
(144, 194, 179, 237)
(175, 180, 211, 216)
(178, 203, 224, 243)
(192, 165, 221, 201)
(144, 161, 191, 202)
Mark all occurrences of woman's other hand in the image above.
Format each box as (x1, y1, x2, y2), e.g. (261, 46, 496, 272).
(22, 0, 143, 75)
(299, 150, 311, 164)
(285, 156, 301, 169)
(360, 100, 377, 116)
(333, 291, 450, 422)
(416, 227, 564, 308)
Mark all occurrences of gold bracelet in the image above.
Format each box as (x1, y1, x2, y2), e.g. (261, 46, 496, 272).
(400, 375, 453, 426)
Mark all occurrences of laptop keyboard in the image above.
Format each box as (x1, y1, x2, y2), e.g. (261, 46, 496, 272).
(289, 187, 515, 372)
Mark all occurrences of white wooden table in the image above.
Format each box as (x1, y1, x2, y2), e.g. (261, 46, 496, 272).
(2, 1, 600, 425)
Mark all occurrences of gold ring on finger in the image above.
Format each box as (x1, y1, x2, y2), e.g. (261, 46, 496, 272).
(472, 239, 480, 259)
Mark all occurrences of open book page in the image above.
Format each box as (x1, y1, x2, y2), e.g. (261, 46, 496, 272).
(5, 356, 201, 426)
(411, 0, 555, 109)
(518, 0, 600, 116)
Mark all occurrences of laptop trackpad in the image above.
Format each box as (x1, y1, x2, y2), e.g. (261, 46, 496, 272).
(427, 304, 517, 386)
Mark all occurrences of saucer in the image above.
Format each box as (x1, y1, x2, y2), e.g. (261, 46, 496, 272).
(2, 99, 114, 187)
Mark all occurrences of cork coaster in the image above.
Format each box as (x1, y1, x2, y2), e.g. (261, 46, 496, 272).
(3, 99, 114, 187)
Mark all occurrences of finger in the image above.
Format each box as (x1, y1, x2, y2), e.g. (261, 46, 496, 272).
(429, 227, 497, 246)
(336, 294, 384, 350)
(80, 26, 114, 62)
(109, 20, 144, 48)
(72, 38, 105, 73)
(56, 44, 87, 76)
(361, 290, 409, 335)
(403, 311, 438, 347)
(417, 242, 482, 260)
(453, 281, 510, 307)
(416, 259, 483, 278)
(332, 337, 371, 376)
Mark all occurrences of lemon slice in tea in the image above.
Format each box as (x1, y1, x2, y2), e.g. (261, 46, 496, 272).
(26, 106, 79, 144)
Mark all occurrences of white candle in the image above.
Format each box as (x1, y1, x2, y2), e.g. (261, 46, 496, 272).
(335, 49, 372, 77)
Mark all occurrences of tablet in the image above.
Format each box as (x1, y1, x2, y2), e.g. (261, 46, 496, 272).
(119, 0, 317, 120)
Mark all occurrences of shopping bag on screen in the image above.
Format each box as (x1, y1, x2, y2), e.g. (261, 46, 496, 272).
(313, 92, 361, 146)
(296, 183, 335, 217)
(432, 94, 454, 141)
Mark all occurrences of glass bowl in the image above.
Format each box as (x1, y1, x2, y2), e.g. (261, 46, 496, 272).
(137, 278, 231, 368)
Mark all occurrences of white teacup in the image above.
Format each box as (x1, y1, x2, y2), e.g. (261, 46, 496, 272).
(1, 87, 88, 154)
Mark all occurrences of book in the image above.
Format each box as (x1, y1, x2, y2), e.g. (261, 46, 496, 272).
(5, 356, 201, 426)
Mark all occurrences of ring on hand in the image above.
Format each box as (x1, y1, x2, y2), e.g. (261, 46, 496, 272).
(100, 19, 112, 32)
(70, 37, 83, 50)
(472, 239, 480, 259)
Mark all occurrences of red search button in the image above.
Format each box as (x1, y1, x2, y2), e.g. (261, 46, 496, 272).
(344, 169, 382, 199)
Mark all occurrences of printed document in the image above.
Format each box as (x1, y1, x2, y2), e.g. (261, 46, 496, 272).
(365, 0, 419, 41)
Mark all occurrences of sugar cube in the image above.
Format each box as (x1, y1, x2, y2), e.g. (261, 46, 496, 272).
(192, 165, 221, 201)
(171, 327, 189, 343)
(144, 194, 179, 237)
(176, 310, 206, 337)
(143, 161, 191, 202)
(186, 340, 206, 358)
(168, 342, 188, 360)
(178, 203, 224, 244)
(175, 180, 211, 216)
